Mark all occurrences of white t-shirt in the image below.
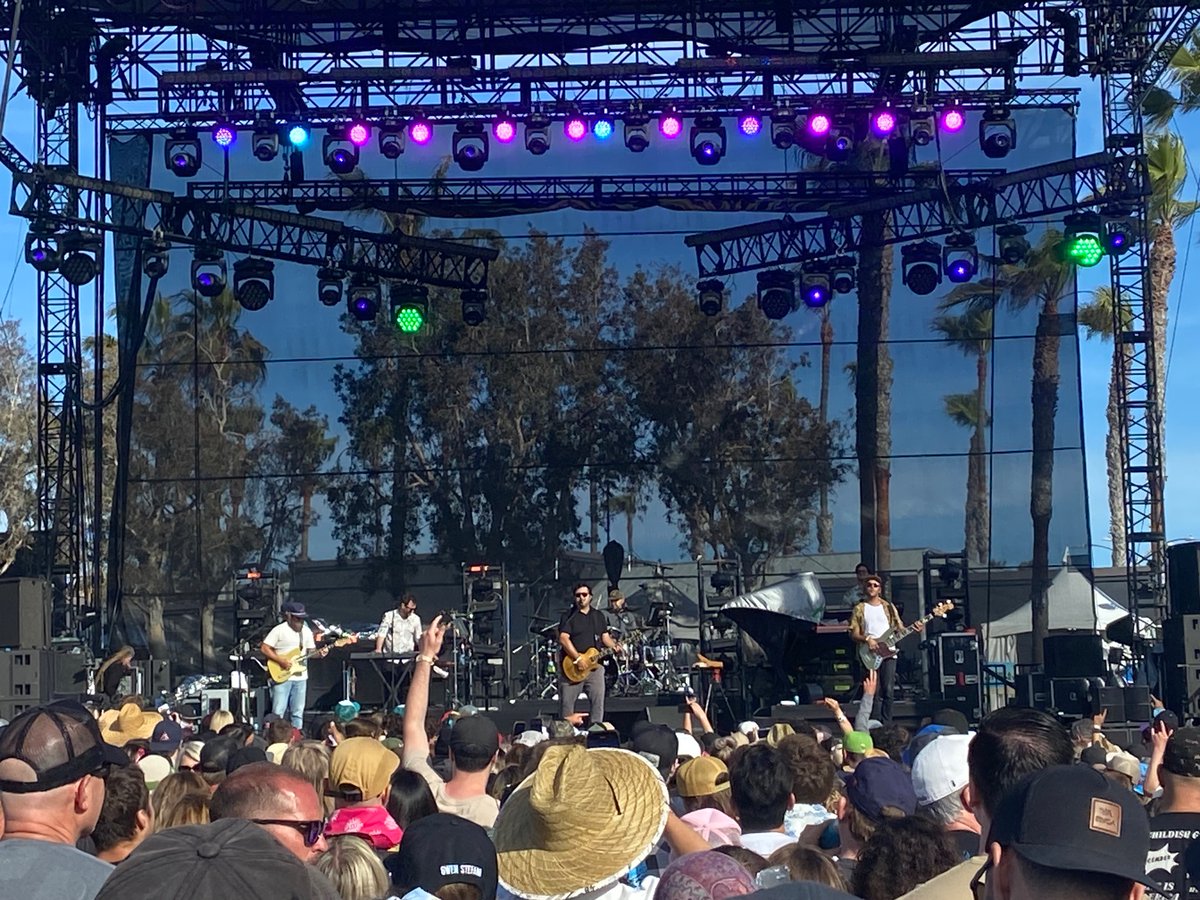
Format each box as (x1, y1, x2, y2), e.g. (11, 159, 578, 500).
(377, 609, 422, 655)
(862, 602, 891, 639)
(263, 621, 316, 681)
(739, 830, 796, 856)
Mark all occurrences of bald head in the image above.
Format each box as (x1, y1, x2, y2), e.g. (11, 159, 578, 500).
(210, 762, 320, 821)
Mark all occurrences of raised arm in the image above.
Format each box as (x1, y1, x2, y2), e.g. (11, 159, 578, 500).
(402, 615, 447, 758)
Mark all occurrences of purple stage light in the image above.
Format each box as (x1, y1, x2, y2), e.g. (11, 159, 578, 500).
(659, 114, 683, 138)
(212, 125, 235, 148)
(348, 122, 371, 146)
(940, 108, 966, 133)
(565, 117, 588, 141)
(738, 113, 762, 136)
(409, 120, 433, 144)
(494, 119, 517, 143)
(871, 109, 897, 136)
(807, 113, 832, 136)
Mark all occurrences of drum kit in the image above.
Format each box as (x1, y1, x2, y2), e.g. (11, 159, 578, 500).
(518, 613, 691, 699)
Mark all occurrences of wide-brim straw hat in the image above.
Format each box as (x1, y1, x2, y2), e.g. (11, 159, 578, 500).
(493, 744, 668, 900)
(100, 702, 163, 746)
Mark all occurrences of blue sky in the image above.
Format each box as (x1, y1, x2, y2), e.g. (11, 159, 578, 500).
(1, 79, 1196, 572)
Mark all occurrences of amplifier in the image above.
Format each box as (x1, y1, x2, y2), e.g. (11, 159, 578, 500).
(1049, 677, 1093, 716)
(1044, 633, 1105, 679)
(1163, 616, 1200, 717)
(1014, 673, 1048, 708)
(1089, 684, 1125, 722)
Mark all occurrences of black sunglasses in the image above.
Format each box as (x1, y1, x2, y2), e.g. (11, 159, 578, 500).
(574, 592, 590, 598)
(251, 818, 326, 847)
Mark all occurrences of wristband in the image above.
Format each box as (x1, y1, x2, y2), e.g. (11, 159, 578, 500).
(416, 653, 437, 665)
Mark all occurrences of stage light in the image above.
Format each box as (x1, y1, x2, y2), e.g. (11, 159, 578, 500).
(379, 120, 405, 159)
(232, 257, 275, 311)
(593, 116, 614, 140)
(910, 106, 936, 146)
(58, 232, 101, 286)
(771, 108, 798, 149)
(696, 279, 724, 317)
(902, 241, 943, 295)
(317, 266, 344, 307)
(807, 111, 832, 137)
(690, 115, 726, 166)
(564, 115, 588, 142)
(391, 283, 429, 333)
(212, 122, 236, 149)
(943, 233, 979, 284)
(979, 107, 1016, 158)
(347, 121, 371, 147)
(827, 121, 856, 162)
(323, 128, 360, 175)
(623, 113, 650, 152)
(1062, 212, 1105, 267)
(757, 269, 797, 320)
(830, 256, 857, 294)
(191, 247, 227, 298)
(738, 112, 762, 137)
(659, 111, 683, 139)
(800, 265, 832, 309)
(493, 117, 517, 143)
(252, 120, 279, 161)
(870, 106, 898, 137)
(461, 289, 487, 326)
(409, 119, 433, 145)
(1105, 218, 1135, 256)
(142, 236, 170, 279)
(526, 115, 551, 155)
(940, 106, 966, 134)
(997, 223, 1030, 265)
(286, 124, 310, 147)
(348, 274, 381, 322)
(24, 224, 58, 273)
(165, 129, 201, 177)
(452, 123, 489, 171)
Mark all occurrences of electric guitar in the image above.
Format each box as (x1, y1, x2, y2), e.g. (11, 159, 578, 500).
(857, 601, 955, 670)
(267, 635, 358, 684)
(561, 646, 617, 684)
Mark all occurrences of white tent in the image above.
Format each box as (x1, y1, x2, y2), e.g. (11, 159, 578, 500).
(982, 566, 1127, 638)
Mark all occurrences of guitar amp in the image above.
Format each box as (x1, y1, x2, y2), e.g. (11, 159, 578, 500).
(935, 632, 982, 719)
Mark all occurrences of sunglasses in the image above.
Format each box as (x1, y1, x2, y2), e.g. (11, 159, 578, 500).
(574, 592, 590, 598)
(251, 818, 326, 847)
(178, 763, 199, 772)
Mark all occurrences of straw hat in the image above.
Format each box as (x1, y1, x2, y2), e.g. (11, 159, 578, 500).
(493, 744, 668, 900)
(101, 702, 163, 746)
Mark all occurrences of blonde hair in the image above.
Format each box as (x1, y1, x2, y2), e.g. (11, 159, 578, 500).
(313, 835, 389, 900)
(767, 843, 848, 892)
(152, 770, 212, 832)
(94, 645, 135, 693)
(207, 709, 235, 733)
(281, 739, 333, 815)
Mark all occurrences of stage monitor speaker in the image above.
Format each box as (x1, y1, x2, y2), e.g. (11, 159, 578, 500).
(0, 578, 50, 649)
(1170, 542, 1200, 616)
(1049, 677, 1092, 716)
(604, 705, 650, 736)
(1124, 685, 1152, 723)
(1163, 615, 1200, 717)
(1014, 673, 1048, 709)
(1088, 684, 1125, 722)
(1043, 633, 1105, 679)
(51, 650, 90, 697)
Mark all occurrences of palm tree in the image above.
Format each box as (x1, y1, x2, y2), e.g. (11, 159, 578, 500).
(1079, 287, 1130, 567)
(931, 307, 994, 567)
(606, 493, 638, 558)
(943, 230, 1073, 665)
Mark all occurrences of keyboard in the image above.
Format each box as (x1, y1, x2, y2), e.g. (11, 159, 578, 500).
(349, 652, 417, 661)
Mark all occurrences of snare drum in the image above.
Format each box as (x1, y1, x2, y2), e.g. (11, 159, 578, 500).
(602, 653, 623, 690)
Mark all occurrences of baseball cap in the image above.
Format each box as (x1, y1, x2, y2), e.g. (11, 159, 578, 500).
(449, 714, 500, 758)
(1080, 744, 1109, 767)
(0, 700, 127, 793)
(608, 589, 625, 602)
(199, 735, 240, 775)
(226, 745, 267, 774)
(94, 819, 340, 900)
(677, 731, 703, 760)
(1106, 751, 1141, 782)
(988, 764, 1157, 888)
(843, 731, 874, 755)
(148, 718, 183, 754)
(1163, 727, 1200, 778)
(738, 720, 760, 736)
(328, 736, 400, 800)
(388, 813, 499, 900)
(931, 708, 970, 734)
(282, 599, 307, 618)
(844, 757, 918, 822)
(632, 723, 679, 771)
(911, 734, 971, 806)
(675, 756, 730, 798)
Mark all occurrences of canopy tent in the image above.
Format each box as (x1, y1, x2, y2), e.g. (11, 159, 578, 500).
(980, 565, 1127, 638)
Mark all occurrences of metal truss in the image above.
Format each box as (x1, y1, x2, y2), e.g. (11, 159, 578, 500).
(183, 168, 1009, 216)
(684, 152, 1145, 276)
(11, 169, 497, 289)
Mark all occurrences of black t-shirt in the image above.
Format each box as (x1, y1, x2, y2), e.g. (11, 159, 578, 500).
(1148, 811, 1200, 898)
(102, 664, 126, 698)
(559, 607, 608, 655)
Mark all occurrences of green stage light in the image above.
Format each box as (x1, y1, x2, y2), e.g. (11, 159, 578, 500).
(1062, 212, 1105, 268)
(1064, 234, 1104, 267)
(394, 303, 426, 333)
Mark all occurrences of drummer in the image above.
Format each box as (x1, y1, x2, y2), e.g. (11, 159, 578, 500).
(606, 588, 641, 637)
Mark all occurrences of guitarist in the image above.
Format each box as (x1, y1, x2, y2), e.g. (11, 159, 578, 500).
(260, 600, 329, 729)
(558, 583, 620, 726)
(848, 574, 919, 724)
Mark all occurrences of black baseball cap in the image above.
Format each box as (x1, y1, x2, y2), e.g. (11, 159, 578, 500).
(988, 764, 1158, 888)
(1163, 726, 1200, 777)
(0, 700, 127, 793)
(387, 813, 499, 900)
(199, 735, 240, 774)
(632, 723, 678, 772)
(449, 714, 500, 758)
(282, 599, 307, 618)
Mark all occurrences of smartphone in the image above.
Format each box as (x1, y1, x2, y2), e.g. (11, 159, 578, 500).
(587, 730, 620, 749)
(511, 720, 527, 736)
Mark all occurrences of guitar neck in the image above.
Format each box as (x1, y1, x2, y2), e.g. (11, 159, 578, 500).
(895, 613, 936, 642)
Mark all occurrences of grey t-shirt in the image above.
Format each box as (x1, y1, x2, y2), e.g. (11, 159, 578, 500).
(0, 838, 113, 899)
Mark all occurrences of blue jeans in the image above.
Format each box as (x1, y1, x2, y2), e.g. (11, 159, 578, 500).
(272, 678, 308, 729)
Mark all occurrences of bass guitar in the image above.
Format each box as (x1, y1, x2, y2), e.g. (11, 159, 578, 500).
(561, 646, 617, 684)
(267, 634, 358, 684)
(858, 601, 955, 671)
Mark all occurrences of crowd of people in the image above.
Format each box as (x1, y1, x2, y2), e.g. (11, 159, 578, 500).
(0, 612, 1187, 900)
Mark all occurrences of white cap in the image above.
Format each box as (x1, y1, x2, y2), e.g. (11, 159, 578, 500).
(676, 731, 703, 759)
(912, 733, 973, 805)
(514, 729, 547, 748)
(738, 720, 759, 735)
(137, 753, 174, 790)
